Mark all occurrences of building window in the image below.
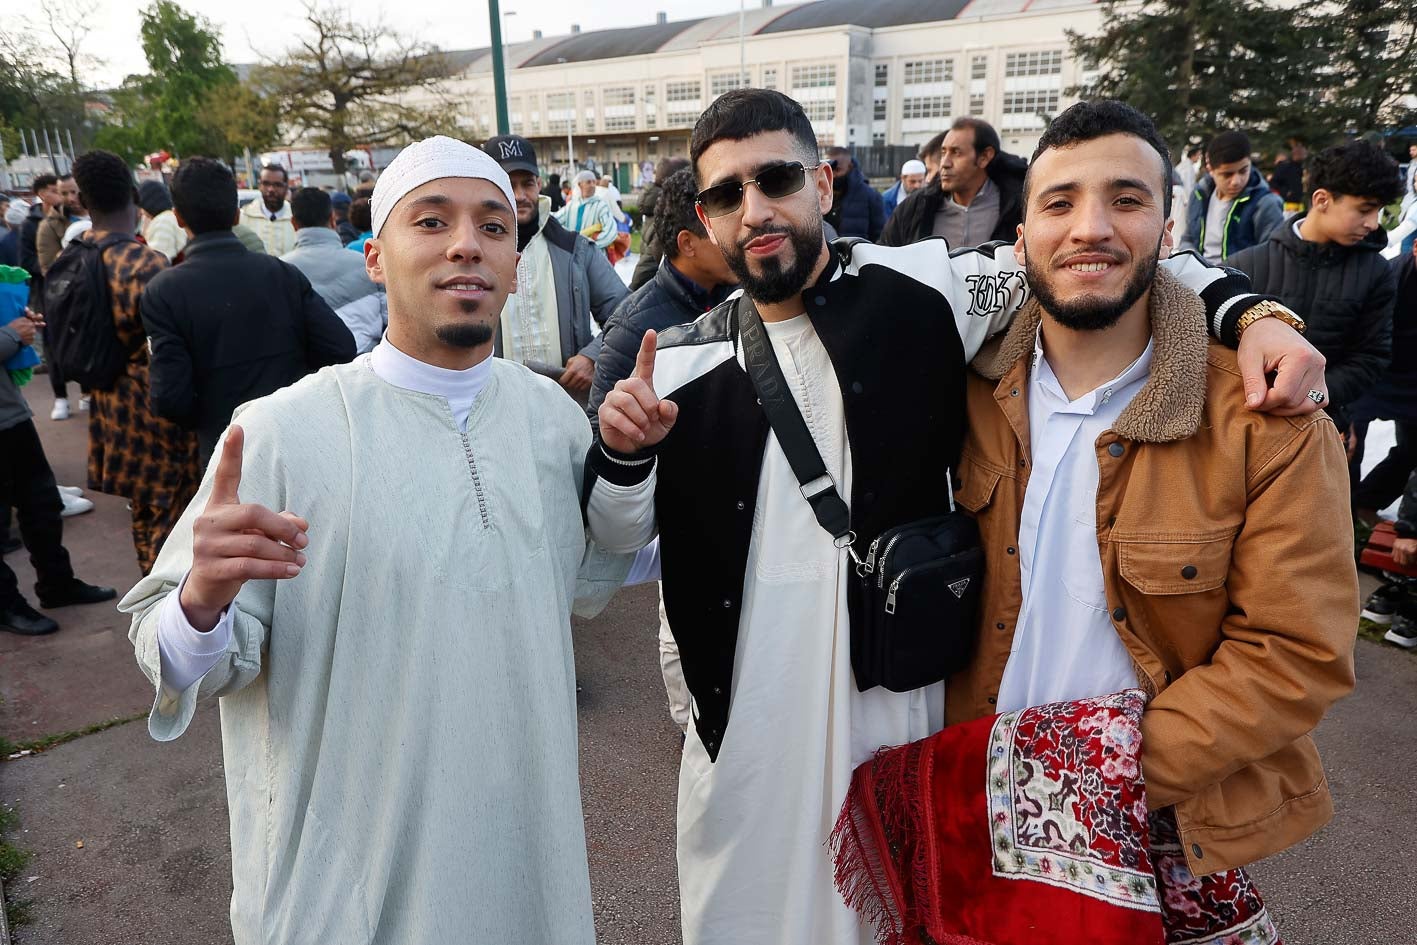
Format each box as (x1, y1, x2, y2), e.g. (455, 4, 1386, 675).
(665, 80, 702, 127)
(969, 94, 985, 116)
(603, 87, 635, 107)
(874, 99, 887, 121)
(874, 63, 888, 87)
(644, 84, 656, 104)
(604, 115, 637, 131)
(1001, 89, 1060, 130)
(790, 64, 836, 89)
(799, 99, 835, 122)
(762, 67, 777, 90)
(546, 91, 576, 133)
(901, 96, 951, 120)
(971, 56, 988, 81)
(666, 80, 702, 102)
(872, 132, 886, 146)
(710, 71, 750, 97)
(1004, 50, 1063, 78)
(903, 58, 951, 85)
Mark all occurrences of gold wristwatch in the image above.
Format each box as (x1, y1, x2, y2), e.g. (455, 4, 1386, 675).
(1234, 299, 1306, 337)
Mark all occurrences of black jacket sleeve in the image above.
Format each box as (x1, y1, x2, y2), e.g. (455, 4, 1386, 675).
(295, 268, 356, 368)
(140, 282, 199, 428)
(1327, 265, 1397, 414)
(878, 196, 908, 246)
(1396, 470, 1417, 538)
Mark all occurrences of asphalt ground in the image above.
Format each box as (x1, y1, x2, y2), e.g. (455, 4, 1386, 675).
(2, 379, 1414, 944)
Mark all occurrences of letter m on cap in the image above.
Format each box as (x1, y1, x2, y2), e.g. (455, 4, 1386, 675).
(499, 140, 523, 159)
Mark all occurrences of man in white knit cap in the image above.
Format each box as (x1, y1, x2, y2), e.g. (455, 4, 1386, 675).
(122, 136, 628, 944)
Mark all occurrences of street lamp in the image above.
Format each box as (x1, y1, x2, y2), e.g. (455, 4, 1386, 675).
(487, 1, 513, 134)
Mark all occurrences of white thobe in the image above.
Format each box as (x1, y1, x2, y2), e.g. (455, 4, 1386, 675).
(996, 334, 1152, 712)
(123, 354, 628, 945)
(676, 314, 943, 945)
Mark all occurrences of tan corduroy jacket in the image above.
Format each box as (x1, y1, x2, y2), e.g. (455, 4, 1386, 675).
(948, 269, 1359, 875)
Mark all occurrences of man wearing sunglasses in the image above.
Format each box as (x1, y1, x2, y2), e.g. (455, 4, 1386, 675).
(583, 88, 1328, 945)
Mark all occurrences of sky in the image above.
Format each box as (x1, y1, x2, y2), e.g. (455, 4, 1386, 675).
(31, 0, 802, 89)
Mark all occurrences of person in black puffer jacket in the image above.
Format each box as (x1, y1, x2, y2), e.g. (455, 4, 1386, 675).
(1227, 141, 1402, 454)
(1353, 245, 1417, 518)
(822, 148, 885, 241)
(589, 167, 736, 421)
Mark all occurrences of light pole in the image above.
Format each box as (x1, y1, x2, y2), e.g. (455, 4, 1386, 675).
(488, 0, 511, 135)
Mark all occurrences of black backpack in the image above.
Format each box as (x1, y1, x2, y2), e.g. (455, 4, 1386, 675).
(41, 232, 132, 390)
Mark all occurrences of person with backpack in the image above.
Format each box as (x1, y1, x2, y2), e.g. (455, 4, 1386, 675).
(58, 150, 201, 573)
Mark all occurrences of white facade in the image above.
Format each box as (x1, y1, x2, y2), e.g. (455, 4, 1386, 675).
(404, 1, 1108, 175)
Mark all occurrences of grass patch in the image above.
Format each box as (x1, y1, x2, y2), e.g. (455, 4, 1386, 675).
(2, 712, 146, 761)
(0, 802, 34, 928)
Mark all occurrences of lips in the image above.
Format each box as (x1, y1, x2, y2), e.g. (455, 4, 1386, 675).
(437, 274, 492, 299)
(744, 234, 786, 256)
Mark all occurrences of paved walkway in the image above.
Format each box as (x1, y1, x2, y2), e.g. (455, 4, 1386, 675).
(2, 380, 1414, 943)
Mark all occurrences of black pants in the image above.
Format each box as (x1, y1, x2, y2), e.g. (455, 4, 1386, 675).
(43, 323, 68, 399)
(1355, 420, 1417, 511)
(0, 419, 73, 607)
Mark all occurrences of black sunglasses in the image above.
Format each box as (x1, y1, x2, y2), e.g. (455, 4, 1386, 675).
(696, 161, 819, 217)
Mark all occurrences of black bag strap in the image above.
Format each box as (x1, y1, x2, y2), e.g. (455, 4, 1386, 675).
(737, 295, 859, 558)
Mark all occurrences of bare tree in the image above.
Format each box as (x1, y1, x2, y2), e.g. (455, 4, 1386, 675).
(40, 0, 98, 91)
(253, 2, 461, 181)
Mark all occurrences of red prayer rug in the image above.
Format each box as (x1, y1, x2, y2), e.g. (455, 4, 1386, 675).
(830, 690, 1281, 945)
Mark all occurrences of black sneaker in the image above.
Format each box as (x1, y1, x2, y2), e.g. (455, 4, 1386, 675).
(1362, 582, 1411, 624)
(1385, 611, 1417, 649)
(37, 579, 118, 609)
(0, 599, 60, 635)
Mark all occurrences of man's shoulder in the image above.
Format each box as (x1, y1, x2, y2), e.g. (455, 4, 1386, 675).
(1202, 343, 1332, 443)
(658, 296, 735, 349)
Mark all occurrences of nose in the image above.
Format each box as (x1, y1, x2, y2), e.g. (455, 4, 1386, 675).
(1069, 196, 1115, 246)
(1362, 208, 1382, 232)
(445, 219, 485, 263)
(739, 180, 777, 229)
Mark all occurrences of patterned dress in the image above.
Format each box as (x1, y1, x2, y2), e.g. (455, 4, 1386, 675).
(82, 230, 200, 573)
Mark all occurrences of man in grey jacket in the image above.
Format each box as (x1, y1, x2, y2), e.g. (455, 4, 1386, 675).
(484, 135, 628, 397)
(281, 188, 378, 312)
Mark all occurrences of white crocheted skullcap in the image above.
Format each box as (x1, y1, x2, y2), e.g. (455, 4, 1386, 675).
(370, 135, 516, 237)
(901, 159, 927, 176)
(573, 170, 598, 185)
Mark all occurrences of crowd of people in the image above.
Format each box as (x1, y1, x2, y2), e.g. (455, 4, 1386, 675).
(0, 85, 1412, 945)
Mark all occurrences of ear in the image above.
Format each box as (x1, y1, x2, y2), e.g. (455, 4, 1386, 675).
(676, 228, 695, 259)
(817, 162, 834, 214)
(979, 147, 996, 169)
(1160, 217, 1175, 258)
(365, 237, 385, 285)
(695, 203, 721, 248)
(327, 211, 337, 229)
(509, 251, 520, 295)
(1310, 188, 1330, 212)
(1012, 222, 1025, 268)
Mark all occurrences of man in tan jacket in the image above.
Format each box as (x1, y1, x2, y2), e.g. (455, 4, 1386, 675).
(951, 101, 1358, 879)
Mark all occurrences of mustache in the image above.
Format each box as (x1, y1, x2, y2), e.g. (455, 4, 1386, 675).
(1057, 246, 1127, 266)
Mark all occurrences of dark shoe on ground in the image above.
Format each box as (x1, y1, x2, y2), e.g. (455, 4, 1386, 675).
(38, 579, 118, 609)
(1384, 611, 1417, 649)
(1362, 581, 1411, 624)
(1, 599, 60, 635)
(0, 536, 21, 555)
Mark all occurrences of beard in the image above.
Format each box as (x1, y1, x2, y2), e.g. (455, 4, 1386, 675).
(1024, 239, 1161, 332)
(435, 316, 495, 348)
(721, 217, 824, 305)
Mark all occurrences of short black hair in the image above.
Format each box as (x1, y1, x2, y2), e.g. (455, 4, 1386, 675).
(171, 157, 237, 235)
(32, 173, 58, 192)
(260, 164, 289, 183)
(918, 131, 947, 162)
(291, 187, 332, 228)
(349, 197, 372, 233)
(690, 88, 817, 185)
(656, 167, 706, 260)
(71, 149, 135, 215)
(1206, 131, 1252, 168)
(1185, 144, 1204, 159)
(950, 117, 1001, 160)
(1307, 140, 1403, 203)
(58, 174, 73, 184)
(1026, 100, 1174, 218)
(655, 156, 689, 183)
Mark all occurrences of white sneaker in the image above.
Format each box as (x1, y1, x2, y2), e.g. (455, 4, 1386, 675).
(50, 398, 70, 420)
(79, 395, 90, 412)
(57, 485, 84, 498)
(59, 492, 94, 517)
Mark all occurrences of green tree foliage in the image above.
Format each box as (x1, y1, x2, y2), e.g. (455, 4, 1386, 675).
(0, 26, 90, 146)
(1069, 0, 1322, 153)
(1307, 0, 1417, 135)
(252, 2, 460, 179)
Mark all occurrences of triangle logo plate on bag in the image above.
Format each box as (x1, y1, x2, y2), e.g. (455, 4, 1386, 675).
(948, 577, 971, 599)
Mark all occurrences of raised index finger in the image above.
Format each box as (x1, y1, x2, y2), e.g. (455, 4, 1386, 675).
(632, 329, 658, 383)
(208, 425, 245, 506)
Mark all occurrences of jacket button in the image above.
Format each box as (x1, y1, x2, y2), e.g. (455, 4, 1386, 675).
(712, 687, 722, 695)
(814, 295, 827, 306)
(851, 381, 864, 394)
(1163, 670, 1173, 684)
(1108, 442, 1125, 457)
(1181, 565, 1198, 579)
(1112, 607, 1127, 622)
(1191, 843, 1204, 860)
(1006, 547, 1016, 555)
(987, 696, 997, 705)
(1019, 459, 1027, 468)
(722, 598, 733, 608)
(1010, 388, 1020, 397)
(736, 500, 746, 510)
(996, 622, 1006, 630)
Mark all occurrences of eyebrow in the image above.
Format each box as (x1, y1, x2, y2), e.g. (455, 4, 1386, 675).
(404, 194, 514, 215)
(1034, 177, 1158, 202)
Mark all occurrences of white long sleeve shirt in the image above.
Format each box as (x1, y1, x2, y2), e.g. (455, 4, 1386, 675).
(995, 331, 1154, 712)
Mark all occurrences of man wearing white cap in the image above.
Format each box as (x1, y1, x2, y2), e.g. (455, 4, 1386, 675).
(554, 169, 617, 251)
(122, 136, 629, 944)
(881, 159, 927, 220)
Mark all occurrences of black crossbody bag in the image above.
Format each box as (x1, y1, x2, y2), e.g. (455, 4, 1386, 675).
(738, 296, 984, 693)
